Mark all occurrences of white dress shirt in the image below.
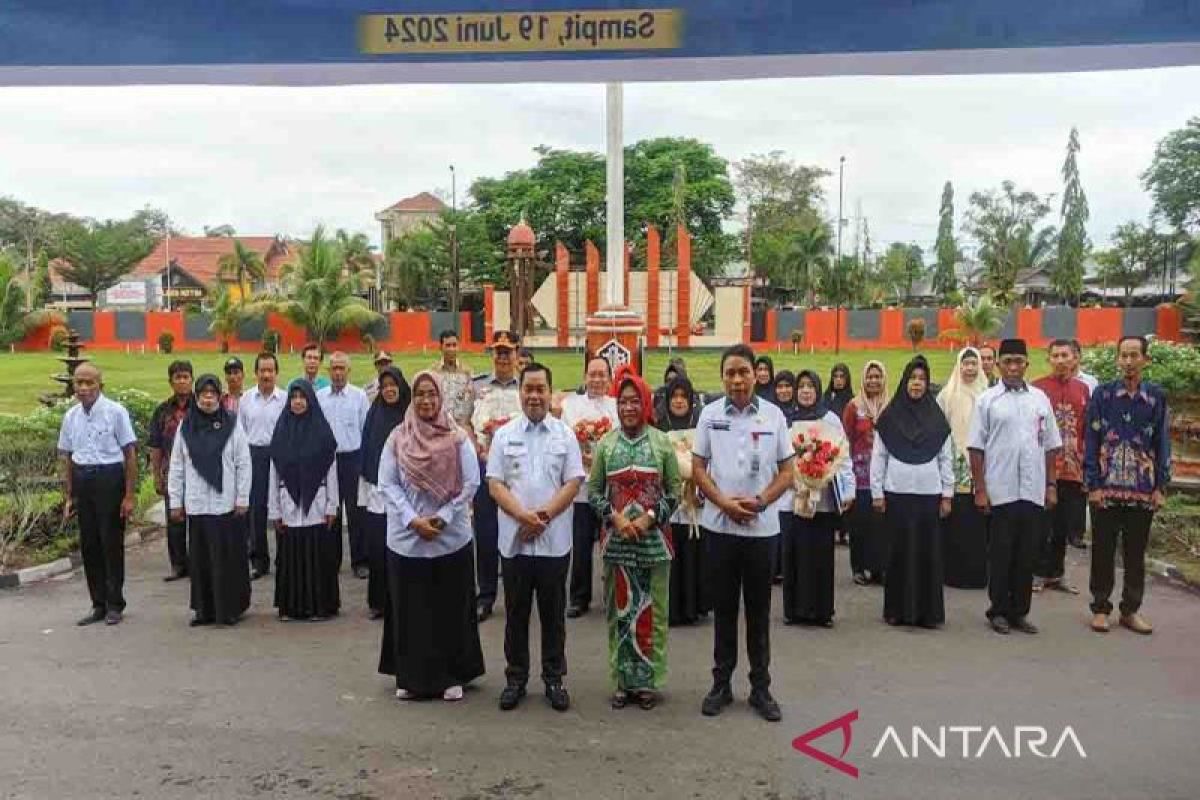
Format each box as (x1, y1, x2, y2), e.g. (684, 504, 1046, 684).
(869, 435, 955, 500)
(692, 397, 795, 537)
(317, 383, 370, 453)
(560, 392, 619, 503)
(267, 460, 340, 527)
(486, 414, 586, 558)
(379, 434, 480, 558)
(167, 425, 253, 515)
(57, 394, 137, 466)
(237, 385, 287, 446)
(1076, 370, 1099, 393)
(967, 383, 1063, 508)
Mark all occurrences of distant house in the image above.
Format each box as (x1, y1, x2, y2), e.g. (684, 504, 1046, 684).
(129, 236, 298, 308)
(375, 191, 447, 251)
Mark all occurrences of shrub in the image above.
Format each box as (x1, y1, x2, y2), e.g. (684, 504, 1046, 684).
(158, 331, 175, 354)
(49, 325, 68, 352)
(1081, 340, 1200, 395)
(907, 317, 927, 351)
(262, 328, 281, 353)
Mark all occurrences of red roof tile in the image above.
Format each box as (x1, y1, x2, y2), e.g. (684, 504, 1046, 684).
(131, 236, 297, 288)
(380, 191, 446, 214)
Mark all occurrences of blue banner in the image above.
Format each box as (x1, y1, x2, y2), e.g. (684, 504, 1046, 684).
(2, 1, 1198, 84)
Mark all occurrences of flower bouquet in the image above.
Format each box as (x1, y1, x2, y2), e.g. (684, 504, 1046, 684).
(668, 429, 702, 538)
(477, 415, 511, 458)
(573, 416, 613, 459)
(790, 420, 849, 519)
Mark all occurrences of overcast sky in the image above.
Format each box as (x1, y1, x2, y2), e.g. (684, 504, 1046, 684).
(0, 66, 1196, 257)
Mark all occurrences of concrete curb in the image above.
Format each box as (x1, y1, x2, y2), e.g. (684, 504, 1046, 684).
(1, 523, 162, 590)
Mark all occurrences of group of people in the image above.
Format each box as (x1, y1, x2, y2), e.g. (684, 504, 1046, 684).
(56, 328, 1171, 722)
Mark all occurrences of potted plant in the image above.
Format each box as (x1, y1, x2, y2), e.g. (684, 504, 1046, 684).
(157, 331, 175, 354)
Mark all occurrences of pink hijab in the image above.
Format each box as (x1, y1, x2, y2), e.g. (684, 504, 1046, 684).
(392, 371, 464, 505)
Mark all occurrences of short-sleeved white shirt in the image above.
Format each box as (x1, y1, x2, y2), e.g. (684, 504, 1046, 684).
(967, 382, 1063, 508)
(486, 414, 586, 558)
(692, 396, 794, 537)
(57, 394, 137, 466)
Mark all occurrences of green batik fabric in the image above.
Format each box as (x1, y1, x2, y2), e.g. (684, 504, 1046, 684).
(605, 561, 670, 691)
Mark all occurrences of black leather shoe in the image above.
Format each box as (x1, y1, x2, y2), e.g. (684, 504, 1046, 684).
(477, 604, 493, 623)
(566, 605, 586, 619)
(1011, 617, 1039, 635)
(990, 616, 1011, 635)
(105, 610, 123, 626)
(545, 683, 570, 712)
(499, 683, 526, 711)
(701, 684, 733, 717)
(77, 609, 105, 626)
(189, 616, 212, 627)
(748, 689, 782, 722)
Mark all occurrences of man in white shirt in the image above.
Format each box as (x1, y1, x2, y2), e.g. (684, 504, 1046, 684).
(968, 338, 1063, 636)
(318, 351, 371, 578)
(237, 352, 287, 579)
(487, 362, 585, 713)
(692, 344, 795, 723)
(57, 363, 138, 626)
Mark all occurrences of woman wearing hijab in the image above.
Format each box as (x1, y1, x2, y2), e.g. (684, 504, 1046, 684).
(268, 380, 341, 621)
(782, 371, 855, 627)
(652, 357, 689, 421)
(655, 374, 708, 625)
(771, 371, 800, 583)
(378, 372, 484, 702)
(589, 373, 681, 710)
(168, 374, 253, 626)
(358, 366, 411, 620)
(753, 356, 776, 403)
(823, 363, 855, 418)
(936, 347, 989, 589)
(842, 361, 889, 586)
(870, 357, 954, 628)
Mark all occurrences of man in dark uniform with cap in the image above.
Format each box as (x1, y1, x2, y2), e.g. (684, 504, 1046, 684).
(221, 356, 245, 414)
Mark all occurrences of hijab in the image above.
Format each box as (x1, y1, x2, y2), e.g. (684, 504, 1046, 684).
(773, 370, 801, 424)
(936, 346, 986, 450)
(823, 363, 854, 417)
(754, 356, 776, 401)
(181, 374, 235, 492)
(616, 374, 655, 429)
(874, 356, 951, 465)
(610, 364, 637, 398)
(360, 366, 410, 485)
(852, 360, 890, 421)
(657, 375, 701, 431)
(392, 371, 465, 505)
(269, 379, 338, 514)
(793, 369, 828, 422)
(662, 357, 688, 385)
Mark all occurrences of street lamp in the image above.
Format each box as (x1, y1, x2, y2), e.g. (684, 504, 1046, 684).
(449, 164, 460, 316)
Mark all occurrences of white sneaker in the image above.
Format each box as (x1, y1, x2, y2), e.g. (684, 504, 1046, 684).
(395, 688, 414, 700)
(443, 685, 464, 702)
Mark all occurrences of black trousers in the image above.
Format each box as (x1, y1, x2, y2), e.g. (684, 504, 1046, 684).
(1089, 505, 1153, 616)
(569, 502, 599, 610)
(248, 445, 271, 575)
(1037, 481, 1086, 580)
(501, 554, 569, 687)
(333, 450, 364, 570)
(73, 463, 127, 613)
(708, 529, 773, 692)
(987, 500, 1042, 621)
(164, 494, 188, 575)
(473, 466, 500, 609)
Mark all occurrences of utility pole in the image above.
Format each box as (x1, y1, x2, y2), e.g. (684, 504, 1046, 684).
(835, 155, 845, 353)
(449, 164, 460, 315)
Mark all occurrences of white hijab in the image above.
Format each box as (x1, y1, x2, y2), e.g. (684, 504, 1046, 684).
(937, 347, 985, 452)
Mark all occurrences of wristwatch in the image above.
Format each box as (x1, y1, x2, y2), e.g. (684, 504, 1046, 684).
(755, 494, 766, 512)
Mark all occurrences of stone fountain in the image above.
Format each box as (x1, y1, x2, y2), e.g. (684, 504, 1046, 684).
(44, 329, 86, 403)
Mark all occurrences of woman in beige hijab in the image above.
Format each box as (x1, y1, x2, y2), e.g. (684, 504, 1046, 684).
(936, 347, 988, 588)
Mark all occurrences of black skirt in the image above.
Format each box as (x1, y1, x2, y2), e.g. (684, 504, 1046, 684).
(379, 544, 485, 696)
(669, 522, 711, 626)
(883, 493, 945, 626)
(188, 513, 251, 624)
(783, 511, 837, 624)
(943, 493, 989, 589)
(275, 523, 341, 619)
(363, 510, 389, 614)
(848, 488, 887, 581)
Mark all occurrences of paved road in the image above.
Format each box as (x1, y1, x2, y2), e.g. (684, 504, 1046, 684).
(1, 537, 1197, 800)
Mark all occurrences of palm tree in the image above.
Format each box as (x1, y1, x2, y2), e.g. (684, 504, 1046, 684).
(259, 226, 382, 352)
(334, 229, 376, 279)
(948, 295, 1005, 346)
(217, 240, 266, 304)
(207, 284, 242, 354)
(787, 222, 832, 304)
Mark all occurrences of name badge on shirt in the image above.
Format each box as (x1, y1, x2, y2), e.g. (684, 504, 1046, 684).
(748, 430, 772, 475)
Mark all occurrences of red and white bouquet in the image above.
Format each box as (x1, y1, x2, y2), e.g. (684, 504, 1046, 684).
(477, 415, 511, 457)
(573, 416, 613, 454)
(790, 420, 849, 518)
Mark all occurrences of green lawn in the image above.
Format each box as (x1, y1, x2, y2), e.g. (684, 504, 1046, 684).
(0, 347, 1048, 415)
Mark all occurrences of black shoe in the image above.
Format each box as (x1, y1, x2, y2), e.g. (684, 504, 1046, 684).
(77, 609, 105, 626)
(1069, 537, 1088, 550)
(748, 689, 782, 722)
(163, 570, 187, 582)
(499, 683, 526, 711)
(369, 608, 384, 620)
(353, 565, 369, 580)
(477, 604, 493, 623)
(1011, 617, 1039, 635)
(990, 616, 1011, 635)
(701, 684, 733, 717)
(545, 683, 570, 712)
(189, 616, 212, 627)
(105, 610, 123, 626)
(566, 605, 586, 619)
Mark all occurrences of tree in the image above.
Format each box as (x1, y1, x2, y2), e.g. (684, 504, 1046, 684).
(56, 219, 156, 309)
(384, 227, 443, 309)
(878, 243, 926, 305)
(262, 226, 382, 351)
(204, 224, 237, 237)
(1142, 116, 1200, 234)
(216, 240, 266, 303)
(933, 181, 960, 302)
(334, 229, 376, 278)
(31, 250, 51, 308)
(207, 284, 242, 353)
(964, 181, 1054, 306)
(1096, 222, 1161, 306)
(0, 252, 62, 346)
(785, 222, 832, 303)
(1055, 127, 1091, 304)
(948, 295, 1005, 346)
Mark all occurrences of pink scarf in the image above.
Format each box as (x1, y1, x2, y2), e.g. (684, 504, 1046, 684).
(392, 371, 464, 505)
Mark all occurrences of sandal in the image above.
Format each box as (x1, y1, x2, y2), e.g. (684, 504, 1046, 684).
(1051, 581, 1080, 595)
(443, 685, 464, 702)
(611, 691, 630, 710)
(637, 691, 658, 710)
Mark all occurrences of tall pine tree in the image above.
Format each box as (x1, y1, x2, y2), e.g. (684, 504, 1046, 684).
(1055, 127, 1090, 305)
(933, 181, 959, 301)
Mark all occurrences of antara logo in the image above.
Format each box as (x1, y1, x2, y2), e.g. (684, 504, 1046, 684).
(792, 710, 1087, 779)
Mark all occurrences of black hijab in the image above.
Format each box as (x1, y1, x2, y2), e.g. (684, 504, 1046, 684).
(773, 370, 801, 424)
(823, 362, 854, 417)
(754, 356, 776, 401)
(656, 375, 701, 431)
(269, 380, 338, 514)
(793, 369, 829, 422)
(874, 357, 951, 465)
(181, 374, 235, 492)
(361, 366, 411, 485)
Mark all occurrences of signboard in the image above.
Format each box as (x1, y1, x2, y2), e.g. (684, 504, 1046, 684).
(164, 287, 205, 300)
(105, 280, 148, 306)
(0, 2, 1197, 85)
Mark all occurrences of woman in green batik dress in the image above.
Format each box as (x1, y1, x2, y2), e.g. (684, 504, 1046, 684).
(587, 373, 681, 711)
